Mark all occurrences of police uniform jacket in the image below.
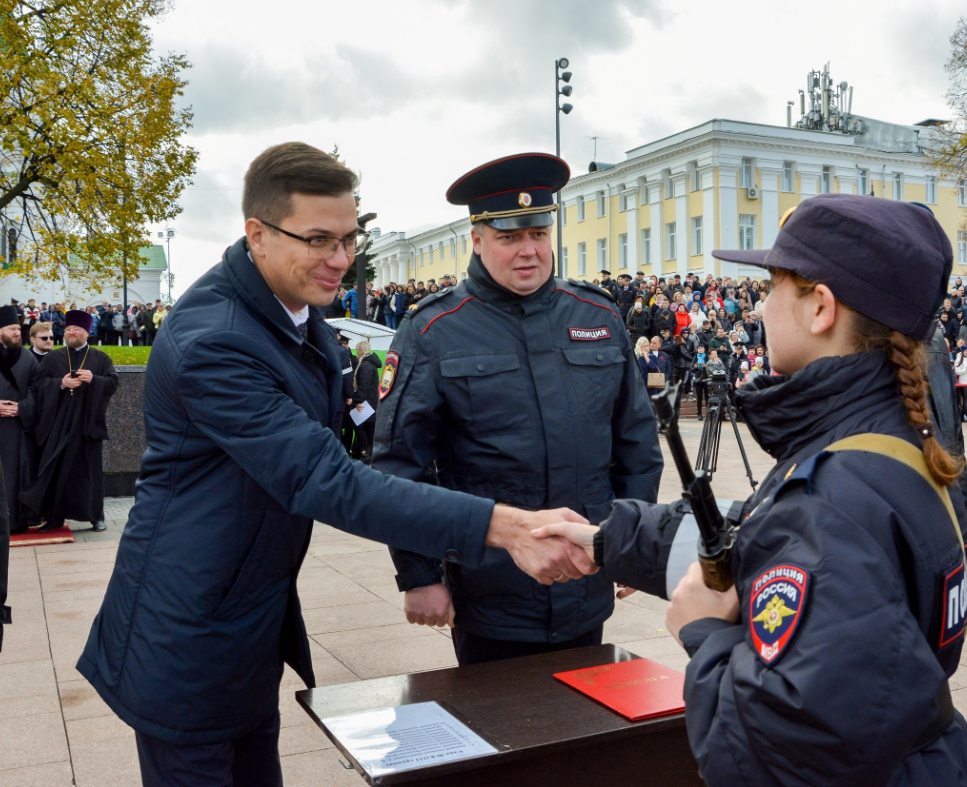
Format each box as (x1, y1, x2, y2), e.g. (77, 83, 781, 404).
(77, 238, 495, 744)
(374, 255, 663, 644)
(594, 351, 967, 786)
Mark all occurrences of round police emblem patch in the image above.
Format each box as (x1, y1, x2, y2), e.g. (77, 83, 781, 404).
(749, 564, 810, 664)
(518, 191, 532, 207)
(379, 351, 400, 400)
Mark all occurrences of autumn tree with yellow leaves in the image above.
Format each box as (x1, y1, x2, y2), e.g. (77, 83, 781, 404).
(0, 0, 197, 290)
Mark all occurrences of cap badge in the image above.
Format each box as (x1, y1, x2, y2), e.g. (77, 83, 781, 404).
(518, 192, 533, 208)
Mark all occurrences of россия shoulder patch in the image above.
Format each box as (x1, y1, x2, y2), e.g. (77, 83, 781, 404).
(749, 564, 810, 665)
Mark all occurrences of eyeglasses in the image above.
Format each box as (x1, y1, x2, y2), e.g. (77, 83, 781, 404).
(260, 220, 368, 261)
(35, 335, 53, 340)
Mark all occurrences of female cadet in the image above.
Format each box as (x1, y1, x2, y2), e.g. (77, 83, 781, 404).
(534, 194, 967, 786)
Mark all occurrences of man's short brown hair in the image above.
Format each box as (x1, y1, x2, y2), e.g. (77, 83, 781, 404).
(30, 321, 52, 339)
(242, 142, 359, 225)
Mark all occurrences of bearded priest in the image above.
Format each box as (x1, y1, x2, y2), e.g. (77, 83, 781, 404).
(21, 310, 119, 533)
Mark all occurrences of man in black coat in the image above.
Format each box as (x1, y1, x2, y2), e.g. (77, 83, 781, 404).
(21, 310, 118, 532)
(376, 154, 663, 666)
(0, 305, 39, 534)
(77, 142, 595, 786)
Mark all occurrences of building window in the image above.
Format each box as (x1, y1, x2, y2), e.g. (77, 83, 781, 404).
(691, 216, 703, 256)
(597, 238, 607, 268)
(858, 169, 868, 196)
(419, 250, 425, 267)
(461, 238, 467, 255)
(561, 247, 569, 278)
(641, 228, 651, 266)
(893, 173, 903, 200)
(619, 233, 628, 269)
(782, 162, 794, 193)
(926, 176, 937, 204)
(619, 191, 628, 212)
(578, 242, 587, 275)
(577, 197, 586, 222)
(959, 232, 967, 265)
(820, 166, 832, 194)
(429, 247, 433, 263)
(597, 192, 606, 218)
(692, 167, 702, 192)
(739, 215, 756, 250)
(960, 180, 966, 207)
(740, 158, 753, 189)
(439, 242, 444, 258)
(666, 222, 677, 260)
(561, 205, 567, 226)
(449, 240, 455, 258)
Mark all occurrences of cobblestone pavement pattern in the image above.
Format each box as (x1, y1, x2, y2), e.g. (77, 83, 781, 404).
(3, 422, 966, 785)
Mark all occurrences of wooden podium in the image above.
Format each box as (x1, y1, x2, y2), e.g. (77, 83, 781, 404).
(296, 644, 702, 787)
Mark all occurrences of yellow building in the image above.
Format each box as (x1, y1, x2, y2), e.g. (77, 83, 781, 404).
(370, 116, 967, 287)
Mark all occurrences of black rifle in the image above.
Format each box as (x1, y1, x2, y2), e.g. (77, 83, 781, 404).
(651, 381, 735, 591)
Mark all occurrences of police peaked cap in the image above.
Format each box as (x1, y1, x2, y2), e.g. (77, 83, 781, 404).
(447, 153, 570, 230)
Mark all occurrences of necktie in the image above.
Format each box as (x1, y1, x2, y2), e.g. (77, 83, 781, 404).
(297, 322, 308, 341)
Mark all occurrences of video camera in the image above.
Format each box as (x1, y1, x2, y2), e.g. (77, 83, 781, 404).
(707, 368, 729, 396)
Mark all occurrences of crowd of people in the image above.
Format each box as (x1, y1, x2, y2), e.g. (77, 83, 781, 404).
(330, 274, 461, 325)
(601, 269, 771, 419)
(8, 297, 172, 348)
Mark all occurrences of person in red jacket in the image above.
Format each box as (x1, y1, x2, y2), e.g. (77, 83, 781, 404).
(674, 303, 691, 335)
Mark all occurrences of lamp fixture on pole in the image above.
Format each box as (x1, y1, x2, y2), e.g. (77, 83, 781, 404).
(555, 58, 573, 278)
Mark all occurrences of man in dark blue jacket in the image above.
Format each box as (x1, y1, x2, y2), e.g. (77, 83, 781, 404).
(375, 154, 663, 665)
(77, 142, 595, 787)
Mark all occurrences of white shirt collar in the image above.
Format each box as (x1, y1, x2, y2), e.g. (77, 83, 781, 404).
(247, 251, 309, 330)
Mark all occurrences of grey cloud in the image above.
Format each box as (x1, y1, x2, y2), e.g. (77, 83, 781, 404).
(676, 86, 771, 126)
(182, 43, 419, 133)
(180, 0, 668, 134)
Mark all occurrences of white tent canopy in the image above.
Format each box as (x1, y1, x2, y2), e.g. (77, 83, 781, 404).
(325, 319, 397, 351)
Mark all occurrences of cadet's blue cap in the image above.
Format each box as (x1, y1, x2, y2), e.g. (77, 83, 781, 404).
(447, 153, 570, 230)
(712, 194, 953, 341)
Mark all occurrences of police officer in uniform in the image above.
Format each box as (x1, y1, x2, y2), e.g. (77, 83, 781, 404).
(373, 153, 663, 665)
(536, 194, 967, 785)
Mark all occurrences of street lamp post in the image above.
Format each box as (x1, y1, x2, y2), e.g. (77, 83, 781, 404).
(158, 228, 175, 303)
(555, 58, 573, 278)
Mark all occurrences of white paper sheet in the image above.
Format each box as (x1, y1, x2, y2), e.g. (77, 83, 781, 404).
(322, 701, 498, 778)
(350, 401, 375, 426)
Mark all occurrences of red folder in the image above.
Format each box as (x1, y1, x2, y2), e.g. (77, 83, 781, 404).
(554, 658, 685, 722)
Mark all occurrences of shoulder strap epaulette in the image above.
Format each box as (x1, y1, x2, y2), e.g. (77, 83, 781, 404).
(402, 287, 455, 320)
(566, 278, 615, 303)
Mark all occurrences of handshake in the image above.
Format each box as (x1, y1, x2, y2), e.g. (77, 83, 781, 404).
(404, 505, 602, 628)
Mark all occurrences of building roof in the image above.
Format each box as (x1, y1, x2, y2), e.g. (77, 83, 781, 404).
(138, 245, 168, 269)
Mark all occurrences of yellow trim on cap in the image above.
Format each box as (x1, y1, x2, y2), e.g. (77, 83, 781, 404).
(470, 204, 559, 223)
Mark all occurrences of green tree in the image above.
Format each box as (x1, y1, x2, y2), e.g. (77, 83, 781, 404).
(341, 243, 376, 290)
(933, 16, 967, 218)
(0, 0, 197, 289)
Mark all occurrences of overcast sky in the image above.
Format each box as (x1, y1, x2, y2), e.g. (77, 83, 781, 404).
(149, 0, 963, 297)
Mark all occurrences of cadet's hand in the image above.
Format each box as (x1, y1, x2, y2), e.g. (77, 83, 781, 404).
(404, 584, 455, 628)
(616, 585, 638, 600)
(0, 401, 17, 417)
(530, 521, 599, 564)
(665, 562, 739, 646)
(61, 374, 82, 389)
(486, 505, 597, 585)
(76, 369, 93, 383)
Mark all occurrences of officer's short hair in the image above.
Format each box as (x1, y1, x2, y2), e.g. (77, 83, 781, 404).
(243, 142, 359, 225)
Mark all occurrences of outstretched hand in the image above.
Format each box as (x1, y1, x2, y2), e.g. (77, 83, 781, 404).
(486, 505, 598, 585)
(530, 521, 600, 564)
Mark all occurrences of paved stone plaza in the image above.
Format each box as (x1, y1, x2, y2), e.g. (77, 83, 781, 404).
(3, 421, 967, 786)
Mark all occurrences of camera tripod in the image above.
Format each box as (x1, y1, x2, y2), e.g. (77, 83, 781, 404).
(695, 391, 758, 491)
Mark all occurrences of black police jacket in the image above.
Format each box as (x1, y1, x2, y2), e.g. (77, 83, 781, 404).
(374, 255, 663, 643)
(594, 351, 967, 786)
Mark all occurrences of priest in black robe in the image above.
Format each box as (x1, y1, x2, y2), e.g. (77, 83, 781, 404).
(0, 304, 39, 534)
(21, 310, 118, 532)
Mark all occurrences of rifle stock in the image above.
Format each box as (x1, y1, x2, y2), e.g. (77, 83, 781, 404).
(651, 382, 735, 592)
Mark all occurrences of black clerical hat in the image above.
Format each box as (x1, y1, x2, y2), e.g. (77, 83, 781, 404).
(446, 153, 570, 230)
(0, 304, 18, 328)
